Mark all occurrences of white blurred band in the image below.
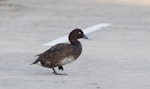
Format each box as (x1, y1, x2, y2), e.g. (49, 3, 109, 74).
(42, 23, 111, 46)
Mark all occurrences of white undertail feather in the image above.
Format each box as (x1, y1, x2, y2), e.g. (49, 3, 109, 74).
(35, 62, 42, 66)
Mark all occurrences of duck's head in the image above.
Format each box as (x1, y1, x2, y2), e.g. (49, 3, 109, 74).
(69, 28, 90, 43)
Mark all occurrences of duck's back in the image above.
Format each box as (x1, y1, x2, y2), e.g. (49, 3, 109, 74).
(37, 43, 82, 67)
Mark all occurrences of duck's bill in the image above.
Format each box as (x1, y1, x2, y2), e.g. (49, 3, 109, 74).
(83, 35, 91, 40)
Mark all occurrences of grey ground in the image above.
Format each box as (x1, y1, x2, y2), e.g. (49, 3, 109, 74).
(0, 0, 150, 89)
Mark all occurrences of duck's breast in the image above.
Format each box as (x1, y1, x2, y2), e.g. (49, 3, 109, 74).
(59, 56, 75, 65)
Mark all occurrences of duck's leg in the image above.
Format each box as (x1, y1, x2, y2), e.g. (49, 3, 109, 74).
(52, 67, 67, 75)
(52, 67, 57, 75)
(58, 66, 64, 71)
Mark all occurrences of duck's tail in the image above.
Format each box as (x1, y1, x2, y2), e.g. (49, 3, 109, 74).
(31, 58, 40, 65)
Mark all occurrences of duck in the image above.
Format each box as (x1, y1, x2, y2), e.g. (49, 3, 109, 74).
(31, 28, 89, 75)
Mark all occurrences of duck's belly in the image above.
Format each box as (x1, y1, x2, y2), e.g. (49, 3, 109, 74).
(59, 56, 75, 65)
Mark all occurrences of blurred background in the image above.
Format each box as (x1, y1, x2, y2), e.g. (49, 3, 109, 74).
(0, 0, 150, 89)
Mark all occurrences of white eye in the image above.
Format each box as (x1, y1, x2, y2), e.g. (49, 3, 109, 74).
(79, 32, 81, 34)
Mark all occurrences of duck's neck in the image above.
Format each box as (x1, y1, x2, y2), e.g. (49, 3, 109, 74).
(69, 38, 80, 45)
(69, 39, 78, 44)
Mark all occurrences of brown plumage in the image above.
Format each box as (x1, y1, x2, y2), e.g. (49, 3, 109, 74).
(31, 29, 89, 75)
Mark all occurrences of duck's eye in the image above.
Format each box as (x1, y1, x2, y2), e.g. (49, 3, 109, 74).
(79, 32, 82, 34)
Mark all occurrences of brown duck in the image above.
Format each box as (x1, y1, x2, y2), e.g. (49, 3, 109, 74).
(31, 29, 89, 75)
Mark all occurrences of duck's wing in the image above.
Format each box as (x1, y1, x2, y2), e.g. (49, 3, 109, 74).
(37, 43, 74, 57)
(32, 43, 77, 65)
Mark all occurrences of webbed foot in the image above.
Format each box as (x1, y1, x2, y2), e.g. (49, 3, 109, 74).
(58, 66, 64, 71)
